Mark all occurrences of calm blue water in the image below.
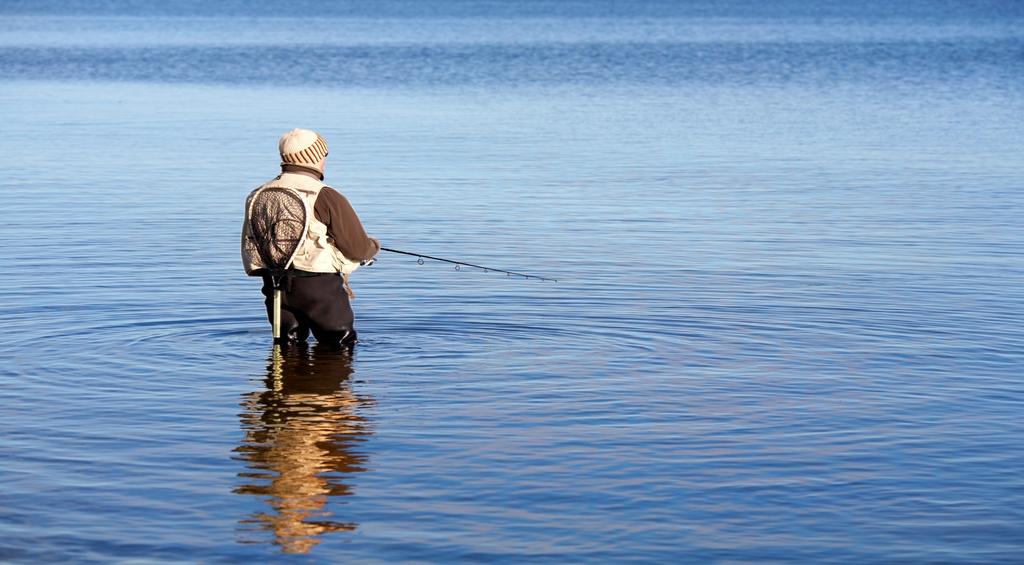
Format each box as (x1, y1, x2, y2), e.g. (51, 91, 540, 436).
(1, 1, 1023, 562)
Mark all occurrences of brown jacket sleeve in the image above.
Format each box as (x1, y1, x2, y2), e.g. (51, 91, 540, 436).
(313, 186, 380, 262)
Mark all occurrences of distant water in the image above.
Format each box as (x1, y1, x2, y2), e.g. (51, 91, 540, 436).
(1, 1, 1023, 562)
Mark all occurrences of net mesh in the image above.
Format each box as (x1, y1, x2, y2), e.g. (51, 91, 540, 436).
(248, 188, 306, 271)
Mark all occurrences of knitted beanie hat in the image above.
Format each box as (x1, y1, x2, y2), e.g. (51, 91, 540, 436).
(279, 128, 329, 172)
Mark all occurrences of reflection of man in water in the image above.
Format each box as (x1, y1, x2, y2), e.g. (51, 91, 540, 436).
(234, 345, 374, 554)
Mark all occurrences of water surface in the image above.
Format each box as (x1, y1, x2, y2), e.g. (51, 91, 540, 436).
(1, 1, 1023, 562)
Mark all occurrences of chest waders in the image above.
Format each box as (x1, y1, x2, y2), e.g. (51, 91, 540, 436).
(245, 187, 309, 340)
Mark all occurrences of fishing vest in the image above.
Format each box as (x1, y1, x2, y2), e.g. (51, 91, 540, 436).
(241, 172, 361, 276)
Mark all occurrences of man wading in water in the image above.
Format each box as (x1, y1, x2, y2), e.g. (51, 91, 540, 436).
(241, 129, 380, 346)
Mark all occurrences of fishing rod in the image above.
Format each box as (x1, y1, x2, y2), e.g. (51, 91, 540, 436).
(380, 247, 557, 282)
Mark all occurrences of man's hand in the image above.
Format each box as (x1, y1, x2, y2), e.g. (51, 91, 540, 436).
(361, 237, 380, 267)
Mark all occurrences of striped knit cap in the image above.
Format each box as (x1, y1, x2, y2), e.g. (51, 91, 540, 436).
(279, 129, 329, 172)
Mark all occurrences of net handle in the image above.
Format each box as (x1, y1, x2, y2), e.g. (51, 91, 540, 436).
(272, 289, 282, 340)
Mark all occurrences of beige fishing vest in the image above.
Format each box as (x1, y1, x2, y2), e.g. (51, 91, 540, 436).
(241, 172, 361, 276)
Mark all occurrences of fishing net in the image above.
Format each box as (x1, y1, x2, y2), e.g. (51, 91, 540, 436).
(248, 187, 307, 272)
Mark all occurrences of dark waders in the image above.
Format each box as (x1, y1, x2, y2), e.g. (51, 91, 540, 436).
(262, 271, 356, 346)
